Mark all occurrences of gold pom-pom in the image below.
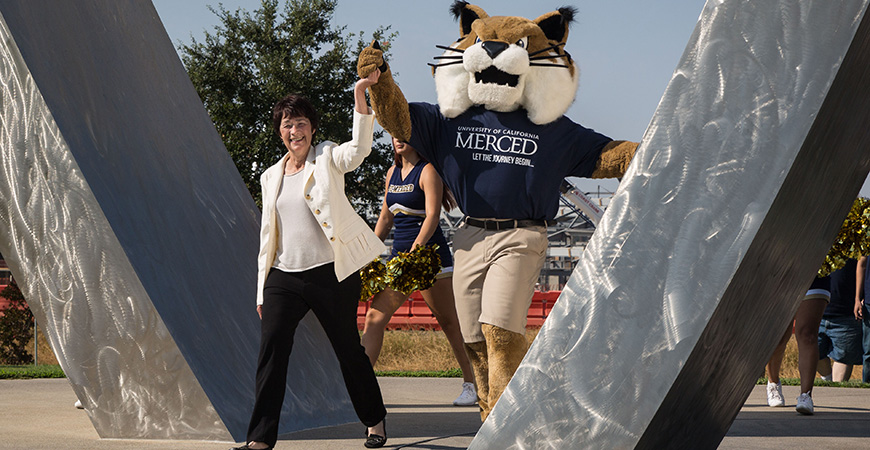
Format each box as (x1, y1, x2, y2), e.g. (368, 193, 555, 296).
(359, 259, 387, 301)
(384, 244, 443, 295)
(818, 197, 870, 277)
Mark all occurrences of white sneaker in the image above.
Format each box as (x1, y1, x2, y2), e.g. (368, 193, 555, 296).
(796, 393, 814, 415)
(766, 381, 785, 407)
(820, 374, 833, 382)
(453, 381, 477, 406)
(74, 400, 84, 409)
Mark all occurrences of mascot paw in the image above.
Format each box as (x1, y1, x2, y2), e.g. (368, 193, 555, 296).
(357, 40, 387, 79)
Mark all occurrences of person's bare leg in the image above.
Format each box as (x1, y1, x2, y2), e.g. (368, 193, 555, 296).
(360, 289, 408, 366)
(832, 361, 854, 382)
(422, 277, 474, 382)
(767, 323, 792, 384)
(765, 322, 792, 407)
(794, 298, 828, 394)
(817, 357, 832, 378)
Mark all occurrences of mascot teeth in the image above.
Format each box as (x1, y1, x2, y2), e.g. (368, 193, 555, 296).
(429, 2, 579, 123)
(474, 66, 520, 87)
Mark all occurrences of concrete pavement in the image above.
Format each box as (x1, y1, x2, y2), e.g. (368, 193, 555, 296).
(2, 377, 869, 449)
(722, 383, 870, 449)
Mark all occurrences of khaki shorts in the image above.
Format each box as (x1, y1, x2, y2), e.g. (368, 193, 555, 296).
(452, 222, 548, 342)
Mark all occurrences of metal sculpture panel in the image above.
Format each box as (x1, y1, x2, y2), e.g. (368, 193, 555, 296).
(0, 1, 354, 440)
(473, 1, 870, 448)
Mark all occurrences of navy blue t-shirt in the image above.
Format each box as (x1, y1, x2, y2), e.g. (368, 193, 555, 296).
(824, 258, 857, 318)
(407, 103, 613, 220)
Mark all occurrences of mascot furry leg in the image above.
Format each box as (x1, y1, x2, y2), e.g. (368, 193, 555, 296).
(482, 325, 527, 420)
(463, 327, 529, 422)
(463, 341, 489, 419)
(463, 325, 528, 421)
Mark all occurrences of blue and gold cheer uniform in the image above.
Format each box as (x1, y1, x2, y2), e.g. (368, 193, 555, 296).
(385, 161, 453, 271)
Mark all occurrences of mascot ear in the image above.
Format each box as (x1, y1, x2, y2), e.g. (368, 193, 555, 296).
(450, 1, 489, 37)
(534, 6, 577, 43)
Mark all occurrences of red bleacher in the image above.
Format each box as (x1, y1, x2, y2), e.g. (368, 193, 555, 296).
(357, 290, 561, 330)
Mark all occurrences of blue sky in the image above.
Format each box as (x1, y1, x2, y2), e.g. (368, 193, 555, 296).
(152, 0, 870, 197)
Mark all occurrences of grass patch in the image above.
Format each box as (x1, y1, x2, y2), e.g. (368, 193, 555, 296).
(371, 328, 540, 373)
(376, 368, 463, 378)
(373, 329, 464, 373)
(756, 377, 870, 388)
(0, 364, 65, 379)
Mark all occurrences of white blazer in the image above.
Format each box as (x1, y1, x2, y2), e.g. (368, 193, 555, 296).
(256, 111, 386, 305)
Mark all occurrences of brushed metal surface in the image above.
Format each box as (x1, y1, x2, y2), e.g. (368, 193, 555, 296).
(471, 1, 870, 448)
(0, 11, 228, 440)
(636, 5, 870, 448)
(0, 0, 355, 440)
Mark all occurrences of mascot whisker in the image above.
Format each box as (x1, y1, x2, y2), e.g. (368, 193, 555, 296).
(358, 1, 639, 421)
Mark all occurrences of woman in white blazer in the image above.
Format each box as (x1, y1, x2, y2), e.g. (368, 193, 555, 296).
(233, 70, 388, 450)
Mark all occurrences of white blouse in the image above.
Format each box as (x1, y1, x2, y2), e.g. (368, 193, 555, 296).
(271, 171, 334, 272)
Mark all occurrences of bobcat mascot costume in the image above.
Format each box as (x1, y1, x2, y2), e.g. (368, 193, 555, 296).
(358, 1, 637, 420)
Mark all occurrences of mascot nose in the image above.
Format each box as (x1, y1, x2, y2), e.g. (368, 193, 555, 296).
(481, 41, 509, 59)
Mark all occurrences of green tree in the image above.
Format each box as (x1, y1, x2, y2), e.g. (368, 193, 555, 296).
(179, 0, 394, 220)
(0, 280, 34, 365)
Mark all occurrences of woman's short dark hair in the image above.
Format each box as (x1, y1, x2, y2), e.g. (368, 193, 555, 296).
(272, 94, 319, 135)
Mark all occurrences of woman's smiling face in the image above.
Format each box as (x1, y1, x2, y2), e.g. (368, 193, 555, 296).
(280, 114, 315, 155)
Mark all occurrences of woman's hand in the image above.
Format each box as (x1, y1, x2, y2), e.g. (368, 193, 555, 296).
(257, 304, 263, 320)
(356, 69, 381, 90)
(353, 69, 380, 114)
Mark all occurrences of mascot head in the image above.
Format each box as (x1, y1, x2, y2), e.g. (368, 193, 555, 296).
(431, 1, 579, 125)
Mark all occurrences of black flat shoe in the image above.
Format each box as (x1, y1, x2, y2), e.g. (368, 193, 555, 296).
(229, 444, 273, 450)
(364, 421, 387, 448)
(364, 432, 386, 448)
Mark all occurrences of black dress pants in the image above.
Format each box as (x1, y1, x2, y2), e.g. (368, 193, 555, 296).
(246, 264, 386, 446)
